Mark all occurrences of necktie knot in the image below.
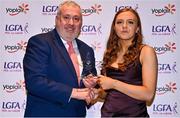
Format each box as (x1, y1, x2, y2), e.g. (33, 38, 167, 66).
(67, 41, 75, 54)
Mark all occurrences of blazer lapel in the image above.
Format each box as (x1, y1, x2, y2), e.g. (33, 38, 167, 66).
(51, 29, 77, 79)
(77, 40, 89, 77)
(77, 41, 86, 65)
(77, 40, 96, 77)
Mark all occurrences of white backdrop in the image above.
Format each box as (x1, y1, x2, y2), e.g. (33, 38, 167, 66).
(0, 0, 180, 117)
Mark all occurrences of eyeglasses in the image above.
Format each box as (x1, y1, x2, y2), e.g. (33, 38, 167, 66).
(60, 15, 81, 23)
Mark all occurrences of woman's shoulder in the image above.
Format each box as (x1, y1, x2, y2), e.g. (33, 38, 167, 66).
(140, 44, 157, 63)
(140, 44, 155, 53)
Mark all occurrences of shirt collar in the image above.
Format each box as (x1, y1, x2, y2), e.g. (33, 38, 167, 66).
(60, 36, 78, 49)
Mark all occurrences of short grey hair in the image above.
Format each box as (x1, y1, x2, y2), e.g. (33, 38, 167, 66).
(57, 0, 81, 16)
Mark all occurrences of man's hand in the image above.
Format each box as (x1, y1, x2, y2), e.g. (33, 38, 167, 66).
(82, 74, 99, 88)
(71, 88, 96, 104)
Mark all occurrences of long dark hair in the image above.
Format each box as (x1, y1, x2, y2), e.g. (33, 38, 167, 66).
(101, 8, 143, 74)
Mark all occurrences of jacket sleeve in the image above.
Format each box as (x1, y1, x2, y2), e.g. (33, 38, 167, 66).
(23, 35, 72, 105)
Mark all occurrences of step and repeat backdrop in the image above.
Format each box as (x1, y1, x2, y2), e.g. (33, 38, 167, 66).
(0, 0, 180, 117)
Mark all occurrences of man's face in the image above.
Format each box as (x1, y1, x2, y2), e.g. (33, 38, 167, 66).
(56, 5, 82, 42)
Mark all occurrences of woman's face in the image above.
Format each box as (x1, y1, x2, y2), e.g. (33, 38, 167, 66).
(114, 11, 139, 41)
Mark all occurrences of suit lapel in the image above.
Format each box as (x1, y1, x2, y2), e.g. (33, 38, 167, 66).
(51, 29, 77, 79)
(77, 40, 86, 65)
(77, 40, 89, 77)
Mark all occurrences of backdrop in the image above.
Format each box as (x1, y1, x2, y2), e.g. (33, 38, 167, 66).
(0, 0, 180, 117)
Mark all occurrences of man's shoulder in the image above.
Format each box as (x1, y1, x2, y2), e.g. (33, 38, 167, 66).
(29, 29, 55, 43)
(32, 30, 53, 39)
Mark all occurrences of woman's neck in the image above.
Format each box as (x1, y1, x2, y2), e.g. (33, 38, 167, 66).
(119, 40, 132, 53)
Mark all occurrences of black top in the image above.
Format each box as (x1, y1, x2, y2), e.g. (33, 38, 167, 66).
(101, 47, 149, 117)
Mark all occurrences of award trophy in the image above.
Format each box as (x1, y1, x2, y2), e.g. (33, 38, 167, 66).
(82, 52, 95, 77)
(82, 53, 104, 111)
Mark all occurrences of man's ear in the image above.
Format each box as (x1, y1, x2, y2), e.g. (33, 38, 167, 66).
(55, 16, 58, 24)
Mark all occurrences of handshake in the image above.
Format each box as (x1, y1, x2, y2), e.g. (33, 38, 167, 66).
(71, 74, 107, 104)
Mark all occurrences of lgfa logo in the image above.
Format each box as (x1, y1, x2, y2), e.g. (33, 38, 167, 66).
(152, 24, 176, 36)
(115, 4, 138, 12)
(158, 62, 177, 74)
(6, 3, 29, 16)
(82, 4, 102, 16)
(153, 102, 178, 115)
(42, 5, 58, 15)
(3, 61, 22, 72)
(81, 24, 102, 35)
(151, 4, 175, 16)
(5, 23, 29, 34)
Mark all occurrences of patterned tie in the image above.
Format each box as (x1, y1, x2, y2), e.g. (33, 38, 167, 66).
(67, 41, 80, 85)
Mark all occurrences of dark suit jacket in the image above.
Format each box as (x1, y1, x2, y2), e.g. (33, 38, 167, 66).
(23, 28, 97, 117)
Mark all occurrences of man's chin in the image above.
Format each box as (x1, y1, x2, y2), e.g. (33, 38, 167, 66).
(67, 33, 79, 39)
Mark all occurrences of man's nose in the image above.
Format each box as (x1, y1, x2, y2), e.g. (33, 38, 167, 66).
(68, 18, 74, 25)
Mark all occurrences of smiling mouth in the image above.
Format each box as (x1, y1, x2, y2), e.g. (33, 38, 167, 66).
(66, 26, 75, 30)
(66, 28, 74, 32)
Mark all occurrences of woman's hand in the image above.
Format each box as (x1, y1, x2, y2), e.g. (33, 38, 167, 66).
(98, 75, 117, 90)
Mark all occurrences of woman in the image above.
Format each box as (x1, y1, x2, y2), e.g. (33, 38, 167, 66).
(98, 8, 158, 117)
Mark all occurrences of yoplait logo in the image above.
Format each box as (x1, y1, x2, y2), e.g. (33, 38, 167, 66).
(4, 40, 27, 53)
(154, 42, 176, 55)
(152, 4, 175, 16)
(3, 80, 25, 93)
(82, 4, 102, 16)
(6, 3, 29, 16)
(156, 82, 177, 95)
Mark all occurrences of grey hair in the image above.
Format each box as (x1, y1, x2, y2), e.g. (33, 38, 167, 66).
(57, 0, 81, 16)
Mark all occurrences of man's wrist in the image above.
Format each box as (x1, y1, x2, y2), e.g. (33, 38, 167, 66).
(71, 88, 78, 99)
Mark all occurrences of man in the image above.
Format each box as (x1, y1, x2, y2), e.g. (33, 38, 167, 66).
(23, 0, 97, 117)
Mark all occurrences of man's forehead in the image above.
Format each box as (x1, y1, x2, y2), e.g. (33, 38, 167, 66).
(60, 6, 81, 15)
